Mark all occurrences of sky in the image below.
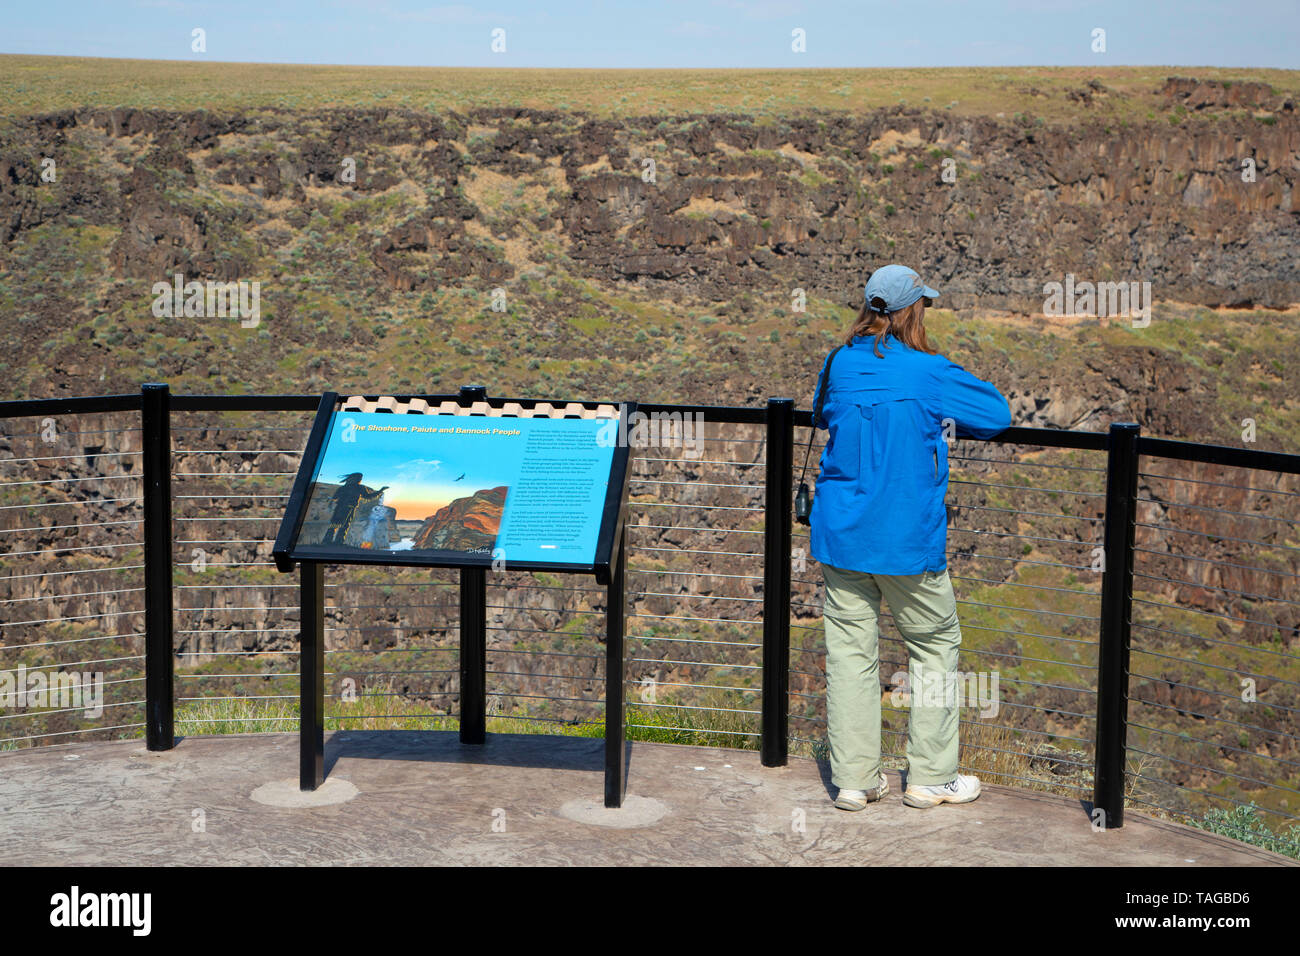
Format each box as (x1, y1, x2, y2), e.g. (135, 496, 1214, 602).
(3, 0, 1297, 69)
(310, 413, 610, 522)
(313, 414, 510, 519)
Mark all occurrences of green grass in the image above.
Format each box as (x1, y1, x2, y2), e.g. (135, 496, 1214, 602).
(1190, 803, 1300, 859)
(625, 689, 760, 749)
(172, 688, 761, 748)
(2, 57, 1296, 121)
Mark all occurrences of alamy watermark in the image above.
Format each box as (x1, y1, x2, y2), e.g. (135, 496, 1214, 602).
(890, 661, 999, 718)
(150, 272, 261, 328)
(50, 886, 150, 936)
(596, 408, 704, 457)
(1042, 274, 1151, 328)
(0, 666, 104, 718)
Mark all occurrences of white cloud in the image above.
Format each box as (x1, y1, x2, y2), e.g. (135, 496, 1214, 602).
(392, 458, 444, 482)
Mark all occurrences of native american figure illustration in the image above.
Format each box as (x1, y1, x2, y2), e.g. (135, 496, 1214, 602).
(322, 473, 388, 546)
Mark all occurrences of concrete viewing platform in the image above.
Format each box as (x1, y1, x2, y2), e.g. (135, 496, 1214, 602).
(0, 731, 1292, 866)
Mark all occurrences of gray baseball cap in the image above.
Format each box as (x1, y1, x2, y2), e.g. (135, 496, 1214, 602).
(864, 264, 940, 313)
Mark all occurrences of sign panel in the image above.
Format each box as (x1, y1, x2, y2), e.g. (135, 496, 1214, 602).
(273, 394, 633, 580)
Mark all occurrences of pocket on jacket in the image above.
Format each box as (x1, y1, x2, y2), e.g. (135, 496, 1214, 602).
(818, 403, 861, 479)
(934, 439, 949, 486)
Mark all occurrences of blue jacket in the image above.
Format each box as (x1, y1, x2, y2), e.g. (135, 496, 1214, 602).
(809, 333, 1011, 575)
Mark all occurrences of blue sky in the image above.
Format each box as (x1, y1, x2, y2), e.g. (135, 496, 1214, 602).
(314, 412, 518, 518)
(4, 1, 1297, 68)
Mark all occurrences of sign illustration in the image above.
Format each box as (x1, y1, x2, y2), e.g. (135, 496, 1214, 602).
(285, 409, 618, 567)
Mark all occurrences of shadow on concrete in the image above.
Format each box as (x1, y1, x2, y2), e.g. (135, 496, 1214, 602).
(323, 729, 631, 792)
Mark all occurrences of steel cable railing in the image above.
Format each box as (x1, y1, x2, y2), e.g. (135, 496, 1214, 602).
(4, 390, 1299, 857)
(1125, 459, 1300, 854)
(788, 432, 1105, 800)
(623, 416, 767, 747)
(167, 410, 314, 734)
(0, 410, 147, 748)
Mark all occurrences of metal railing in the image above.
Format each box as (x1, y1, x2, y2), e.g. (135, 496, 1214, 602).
(0, 397, 149, 748)
(1, 385, 1297, 852)
(1122, 443, 1300, 849)
(789, 425, 1108, 811)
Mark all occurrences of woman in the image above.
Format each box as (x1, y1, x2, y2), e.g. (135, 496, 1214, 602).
(809, 264, 1011, 811)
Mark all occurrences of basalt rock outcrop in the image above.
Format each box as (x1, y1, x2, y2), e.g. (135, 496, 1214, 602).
(412, 486, 506, 551)
(1, 89, 1296, 338)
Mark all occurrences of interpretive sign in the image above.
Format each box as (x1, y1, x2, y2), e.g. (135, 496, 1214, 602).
(273, 392, 633, 582)
(273, 389, 634, 808)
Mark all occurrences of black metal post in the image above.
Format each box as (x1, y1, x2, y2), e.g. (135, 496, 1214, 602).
(456, 384, 490, 745)
(1094, 422, 1140, 828)
(762, 398, 794, 767)
(142, 383, 174, 751)
(605, 528, 626, 807)
(300, 561, 325, 790)
(459, 384, 488, 406)
(459, 567, 487, 745)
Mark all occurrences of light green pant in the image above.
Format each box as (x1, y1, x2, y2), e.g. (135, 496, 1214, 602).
(822, 563, 963, 789)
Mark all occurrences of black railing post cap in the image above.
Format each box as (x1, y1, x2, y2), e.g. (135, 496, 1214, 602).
(1108, 422, 1141, 444)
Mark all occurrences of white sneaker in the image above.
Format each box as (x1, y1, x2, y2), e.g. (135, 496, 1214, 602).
(903, 773, 981, 808)
(834, 772, 889, 811)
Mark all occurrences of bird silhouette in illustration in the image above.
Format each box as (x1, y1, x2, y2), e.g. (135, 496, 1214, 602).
(454, 472, 465, 481)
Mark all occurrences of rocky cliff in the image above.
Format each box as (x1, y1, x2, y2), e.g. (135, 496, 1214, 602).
(413, 486, 505, 551)
(0, 74, 1296, 412)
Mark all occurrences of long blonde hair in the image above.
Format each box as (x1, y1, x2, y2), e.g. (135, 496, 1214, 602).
(845, 297, 936, 358)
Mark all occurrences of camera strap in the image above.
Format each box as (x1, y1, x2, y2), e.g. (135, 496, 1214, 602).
(798, 344, 844, 486)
